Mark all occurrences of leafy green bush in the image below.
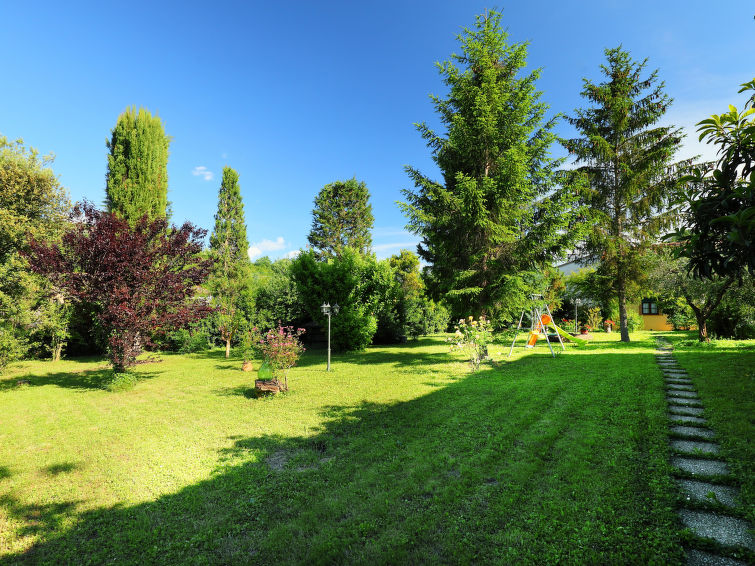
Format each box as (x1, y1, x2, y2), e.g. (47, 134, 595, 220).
(291, 248, 390, 351)
(104, 371, 138, 392)
(0, 327, 25, 373)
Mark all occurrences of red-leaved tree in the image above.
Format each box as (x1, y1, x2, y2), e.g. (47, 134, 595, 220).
(27, 201, 213, 371)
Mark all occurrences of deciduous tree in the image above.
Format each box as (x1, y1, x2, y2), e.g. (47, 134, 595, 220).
(0, 135, 70, 369)
(105, 107, 170, 223)
(400, 10, 585, 321)
(28, 202, 212, 371)
(565, 47, 684, 342)
(674, 79, 754, 279)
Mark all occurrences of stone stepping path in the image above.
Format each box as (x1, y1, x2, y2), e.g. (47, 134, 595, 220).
(655, 340, 753, 563)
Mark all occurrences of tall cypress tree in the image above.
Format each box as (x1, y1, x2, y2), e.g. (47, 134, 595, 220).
(307, 178, 374, 260)
(400, 11, 585, 320)
(208, 166, 251, 358)
(105, 107, 170, 222)
(565, 47, 684, 342)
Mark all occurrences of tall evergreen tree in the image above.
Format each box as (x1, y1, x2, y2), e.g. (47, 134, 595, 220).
(208, 166, 252, 358)
(105, 107, 170, 222)
(400, 11, 585, 320)
(565, 47, 684, 342)
(307, 178, 374, 259)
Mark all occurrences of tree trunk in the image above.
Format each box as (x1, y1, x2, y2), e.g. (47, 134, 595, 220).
(617, 279, 630, 342)
(696, 315, 709, 343)
(52, 341, 63, 362)
(225, 338, 231, 359)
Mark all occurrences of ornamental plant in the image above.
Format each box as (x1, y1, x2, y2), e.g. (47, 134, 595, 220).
(447, 315, 493, 371)
(248, 325, 305, 390)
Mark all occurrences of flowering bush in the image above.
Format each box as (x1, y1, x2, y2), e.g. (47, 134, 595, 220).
(447, 315, 493, 371)
(247, 326, 305, 390)
(603, 319, 615, 332)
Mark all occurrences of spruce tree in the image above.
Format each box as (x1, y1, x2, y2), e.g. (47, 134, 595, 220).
(307, 178, 374, 259)
(400, 11, 584, 320)
(105, 107, 170, 222)
(565, 47, 684, 342)
(208, 166, 252, 358)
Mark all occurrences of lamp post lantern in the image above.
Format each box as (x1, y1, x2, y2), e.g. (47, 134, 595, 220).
(320, 302, 340, 371)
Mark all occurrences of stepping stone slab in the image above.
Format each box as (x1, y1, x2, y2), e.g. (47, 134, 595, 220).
(666, 378, 693, 385)
(668, 390, 700, 399)
(664, 370, 689, 376)
(667, 397, 703, 408)
(678, 509, 754, 550)
(669, 406, 705, 416)
(687, 549, 750, 566)
(671, 439, 720, 455)
(670, 414, 708, 425)
(667, 384, 695, 391)
(670, 425, 716, 439)
(673, 457, 729, 476)
(676, 479, 740, 508)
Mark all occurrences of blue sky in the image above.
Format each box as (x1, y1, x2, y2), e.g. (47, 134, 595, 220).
(2, 1, 753, 261)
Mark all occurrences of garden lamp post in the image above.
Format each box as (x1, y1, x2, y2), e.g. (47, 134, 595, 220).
(574, 298, 581, 333)
(320, 302, 340, 371)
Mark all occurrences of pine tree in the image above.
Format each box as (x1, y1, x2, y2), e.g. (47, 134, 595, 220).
(105, 107, 170, 222)
(208, 166, 252, 358)
(400, 10, 584, 320)
(565, 47, 684, 342)
(307, 178, 374, 259)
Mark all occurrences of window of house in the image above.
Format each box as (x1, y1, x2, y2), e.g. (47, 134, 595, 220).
(641, 299, 658, 315)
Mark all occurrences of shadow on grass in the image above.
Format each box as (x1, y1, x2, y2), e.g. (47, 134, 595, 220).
(0, 466, 10, 481)
(0, 368, 161, 392)
(0, 343, 687, 565)
(42, 462, 80, 477)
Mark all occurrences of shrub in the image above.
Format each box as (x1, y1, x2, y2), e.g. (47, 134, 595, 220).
(448, 316, 493, 371)
(248, 326, 305, 390)
(103, 371, 138, 392)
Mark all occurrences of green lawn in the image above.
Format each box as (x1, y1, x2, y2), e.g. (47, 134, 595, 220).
(0, 331, 748, 564)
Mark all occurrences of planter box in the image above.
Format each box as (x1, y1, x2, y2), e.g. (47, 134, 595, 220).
(255, 379, 284, 393)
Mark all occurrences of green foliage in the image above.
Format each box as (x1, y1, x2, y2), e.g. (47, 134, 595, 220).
(166, 323, 212, 354)
(707, 275, 755, 339)
(645, 247, 736, 341)
(447, 315, 493, 370)
(249, 257, 305, 332)
(105, 107, 170, 222)
(0, 326, 25, 372)
(307, 178, 374, 259)
(401, 10, 587, 319)
(104, 371, 138, 392)
(673, 79, 755, 279)
(608, 300, 643, 332)
(406, 297, 450, 339)
(290, 249, 390, 351)
(585, 307, 602, 331)
(207, 166, 253, 357)
(565, 47, 684, 341)
(0, 136, 71, 368)
(0, 135, 70, 262)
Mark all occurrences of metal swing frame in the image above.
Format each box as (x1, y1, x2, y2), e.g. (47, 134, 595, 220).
(508, 294, 565, 358)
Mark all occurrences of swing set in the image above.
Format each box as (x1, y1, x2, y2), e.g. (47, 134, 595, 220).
(508, 294, 586, 358)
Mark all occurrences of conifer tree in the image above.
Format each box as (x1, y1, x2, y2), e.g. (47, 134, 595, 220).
(208, 166, 252, 358)
(307, 178, 374, 260)
(565, 47, 684, 342)
(400, 11, 585, 320)
(105, 107, 170, 222)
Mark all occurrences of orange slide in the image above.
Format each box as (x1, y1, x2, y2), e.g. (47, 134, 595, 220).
(526, 314, 551, 347)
